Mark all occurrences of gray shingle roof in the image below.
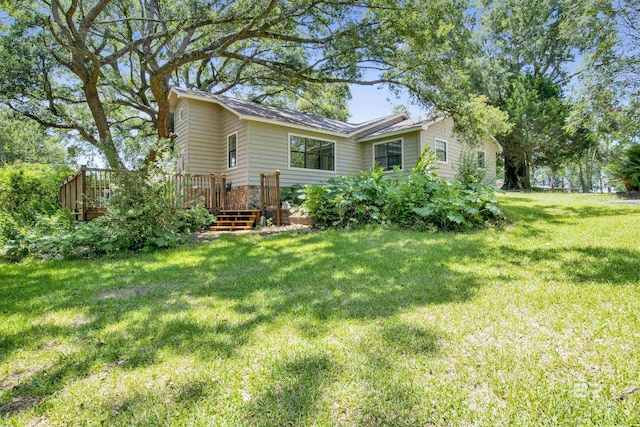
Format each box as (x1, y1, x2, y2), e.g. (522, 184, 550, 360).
(358, 113, 440, 139)
(172, 87, 405, 135)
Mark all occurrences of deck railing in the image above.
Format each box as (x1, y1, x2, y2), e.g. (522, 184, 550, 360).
(60, 167, 228, 221)
(260, 169, 281, 225)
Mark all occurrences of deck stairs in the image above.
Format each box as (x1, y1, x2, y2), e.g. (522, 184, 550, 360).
(210, 210, 261, 231)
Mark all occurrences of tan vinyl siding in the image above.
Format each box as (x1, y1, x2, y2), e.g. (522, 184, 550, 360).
(221, 108, 249, 186)
(419, 117, 500, 182)
(419, 117, 460, 180)
(247, 121, 360, 187)
(482, 138, 500, 184)
(174, 99, 189, 170)
(361, 131, 420, 175)
(182, 100, 222, 175)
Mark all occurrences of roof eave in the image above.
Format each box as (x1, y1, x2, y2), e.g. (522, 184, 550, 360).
(356, 125, 424, 142)
(346, 113, 409, 138)
(170, 88, 350, 138)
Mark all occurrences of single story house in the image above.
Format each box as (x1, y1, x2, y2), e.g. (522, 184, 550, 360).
(168, 87, 500, 209)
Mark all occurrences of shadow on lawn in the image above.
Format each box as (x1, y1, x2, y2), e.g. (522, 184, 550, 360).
(499, 245, 640, 286)
(0, 231, 484, 419)
(0, 196, 637, 420)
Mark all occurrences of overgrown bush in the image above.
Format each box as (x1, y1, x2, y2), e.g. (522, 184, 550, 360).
(300, 148, 504, 231)
(1, 168, 215, 261)
(280, 183, 305, 205)
(0, 163, 73, 210)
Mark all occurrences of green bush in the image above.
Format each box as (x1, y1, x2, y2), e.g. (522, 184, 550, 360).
(300, 168, 389, 227)
(0, 163, 73, 211)
(280, 183, 305, 205)
(615, 145, 640, 191)
(1, 168, 215, 261)
(300, 148, 504, 231)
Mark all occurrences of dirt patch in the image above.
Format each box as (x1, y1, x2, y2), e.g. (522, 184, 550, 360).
(99, 286, 148, 300)
(191, 224, 313, 242)
(607, 199, 640, 205)
(0, 395, 41, 416)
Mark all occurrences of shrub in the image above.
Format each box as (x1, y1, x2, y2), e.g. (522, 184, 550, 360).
(1, 168, 215, 261)
(300, 148, 504, 231)
(0, 163, 73, 211)
(299, 168, 389, 228)
(78, 170, 215, 253)
(280, 183, 305, 205)
(615, 145, 640, 191)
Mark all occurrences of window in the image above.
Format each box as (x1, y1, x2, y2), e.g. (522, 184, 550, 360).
(289, 134, 335, 171)
(477, 150, 486, 169)
(435, 139, 447, 162)
(178, 149, 185, 172)
(373, 139, 402, 170)
(227, 132, 237, 169)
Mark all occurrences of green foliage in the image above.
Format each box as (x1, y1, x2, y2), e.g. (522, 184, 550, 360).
(1, 169, 215, 261)
(0, 107, 68, 165)
(614, 145, 640, 191)
(300, 161, 504, 231)
(0, 163, 73, 210)
(455, 148, 487, 185)
(280, 184, 305, 206)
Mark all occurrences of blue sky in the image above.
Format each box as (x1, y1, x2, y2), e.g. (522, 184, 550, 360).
(347, 84, 428, 123)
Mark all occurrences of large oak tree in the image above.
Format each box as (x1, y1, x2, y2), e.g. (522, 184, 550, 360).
(0, 0, 488, 169)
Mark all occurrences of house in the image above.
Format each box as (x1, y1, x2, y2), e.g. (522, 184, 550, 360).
(168, 87, 501, 209)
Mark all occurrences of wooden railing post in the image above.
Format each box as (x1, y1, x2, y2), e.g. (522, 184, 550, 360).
(260, 172, 266, 217)
(209, 174, 215, 212)
(80, 165, 87, 221)
(220, 174, 227, 211)
(275, 170, 281, 226)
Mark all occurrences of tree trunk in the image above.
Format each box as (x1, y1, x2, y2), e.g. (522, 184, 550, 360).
(502, 148, 532, 190)
(578, 160, 589, 192)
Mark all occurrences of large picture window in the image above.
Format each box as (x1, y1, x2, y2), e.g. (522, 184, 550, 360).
(373, 139, 402, 170)
(435, 139, 447, 162)
(289, 135, 335, 171)
(228, 132, 237, 169)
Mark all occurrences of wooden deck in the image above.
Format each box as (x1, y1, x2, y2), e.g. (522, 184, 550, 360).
(59, 168, 283, 231)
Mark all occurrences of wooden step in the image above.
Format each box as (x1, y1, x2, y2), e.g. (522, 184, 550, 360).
(210, 209, 261, 231)
(219, 209, 261, 216)
(210, 225, 253, 231)
(213, 220, 255, 227)
(216, 215, 258, 221)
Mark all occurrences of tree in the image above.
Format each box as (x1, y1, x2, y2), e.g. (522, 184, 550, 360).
(0, 0, 483, 169)
(498, 74, 569, 189)
(473, 0, 617, 189)
(0, 108, 68, 166)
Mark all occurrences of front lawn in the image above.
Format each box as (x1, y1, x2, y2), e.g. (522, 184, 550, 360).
(1, 193, 639, 425)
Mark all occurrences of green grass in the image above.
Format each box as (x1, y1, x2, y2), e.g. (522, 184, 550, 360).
(1, 193, 639, 426)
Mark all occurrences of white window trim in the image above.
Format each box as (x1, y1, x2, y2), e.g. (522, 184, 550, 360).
(435, 138, 448, 163)
(227, 131, 238, 170)
(287, 132, 337, 174)
(372, 137, 404, 171)
(477, 149, 487, 169)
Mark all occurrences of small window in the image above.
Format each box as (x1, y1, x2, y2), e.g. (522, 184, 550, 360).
(178, 149, 186, 172)
(179, 105, 186, 120)
(289, 135, 335, 171)
(477, 150, 486, 169)
(228, 133, 237, 169)
(435, 139, 447, 162)
(373, 139, 402, 170)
